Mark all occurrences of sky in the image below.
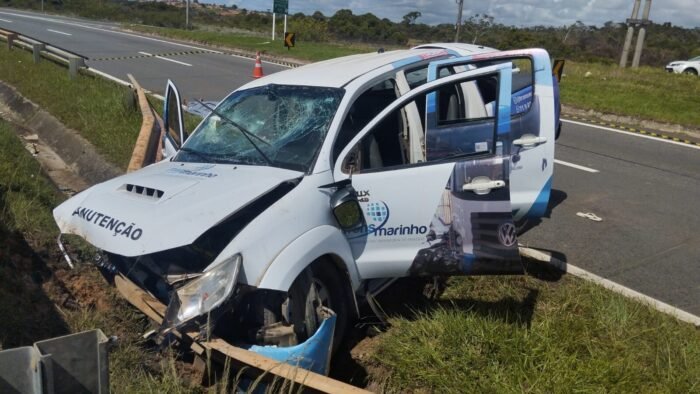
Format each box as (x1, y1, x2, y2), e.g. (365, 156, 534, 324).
(223, 0, 700, 28)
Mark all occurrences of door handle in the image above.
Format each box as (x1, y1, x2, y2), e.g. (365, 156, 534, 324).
(462, 177, 505, 195)
(513, 136, 547, 148)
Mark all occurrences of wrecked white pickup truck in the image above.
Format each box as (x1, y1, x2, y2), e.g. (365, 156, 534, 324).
(53, 44, 559, 354)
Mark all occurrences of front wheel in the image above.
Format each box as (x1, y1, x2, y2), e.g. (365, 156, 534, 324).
(242, 259, 351, 353)
(683, 68, 698, 75)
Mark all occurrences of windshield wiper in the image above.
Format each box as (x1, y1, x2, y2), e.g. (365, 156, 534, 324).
(179, 146, 214, 162)
(195, 100, 273, 166)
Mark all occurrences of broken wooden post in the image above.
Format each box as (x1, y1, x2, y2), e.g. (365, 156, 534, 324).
(126, 74, 160, 172)
(68, 56, 84, 79)
(32, 43, 45, 64)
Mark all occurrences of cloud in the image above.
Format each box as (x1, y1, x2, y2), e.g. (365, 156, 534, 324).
(228, 0, 699, 28)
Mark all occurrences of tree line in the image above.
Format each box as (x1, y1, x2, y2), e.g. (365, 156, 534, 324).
(2, 0, 699, 66)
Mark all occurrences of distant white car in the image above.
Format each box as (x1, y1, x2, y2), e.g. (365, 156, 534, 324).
(665, 56, 700, 75)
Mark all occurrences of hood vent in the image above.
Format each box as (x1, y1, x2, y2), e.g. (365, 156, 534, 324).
(122, 183, 165, 200)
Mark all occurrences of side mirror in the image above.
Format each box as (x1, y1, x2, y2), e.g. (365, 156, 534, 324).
(330, 185, 364, 231)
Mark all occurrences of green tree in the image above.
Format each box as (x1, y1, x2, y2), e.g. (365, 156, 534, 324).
(402, 11, 421, 25)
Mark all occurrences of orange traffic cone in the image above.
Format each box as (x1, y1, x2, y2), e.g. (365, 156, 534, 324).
(253, 51, 264, 78)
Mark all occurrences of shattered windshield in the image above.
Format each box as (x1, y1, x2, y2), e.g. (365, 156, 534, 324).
(175, 85, 344, 172)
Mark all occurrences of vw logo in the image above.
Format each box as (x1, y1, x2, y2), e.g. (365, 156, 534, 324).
(498, 222, 517, 247)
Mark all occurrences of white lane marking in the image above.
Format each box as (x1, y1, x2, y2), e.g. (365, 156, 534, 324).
(554, 159, 599, 173)
(138, 51, 192, 67)
(519, 247, 700, 328)
(0, 10, 222, 54)
(0, 17, 12, 23)
(47, 28, 72, 36)
(563, 119, 700, 151)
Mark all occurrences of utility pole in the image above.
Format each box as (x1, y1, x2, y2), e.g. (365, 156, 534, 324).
(619, 0, 641, 68)
(620, 0, 652, 68)
(454, 0, 464, 42)
(631, 0, 652, 68)
(185, 0, 190, 30)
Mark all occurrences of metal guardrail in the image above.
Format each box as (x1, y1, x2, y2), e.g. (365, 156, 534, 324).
(0, 28, 174, 99)
(0, 27, 89, 79)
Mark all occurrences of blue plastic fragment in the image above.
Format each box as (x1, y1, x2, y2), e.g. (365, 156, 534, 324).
(245, 314, 336, 376)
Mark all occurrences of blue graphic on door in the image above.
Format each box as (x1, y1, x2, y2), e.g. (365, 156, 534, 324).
(367, 202, 389, 223)
(407, 158, 522, 276)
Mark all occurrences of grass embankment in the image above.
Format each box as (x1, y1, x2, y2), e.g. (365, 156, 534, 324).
(368, 274, 700, 392)
(0, 121, 69, 346)
(125, 24, 375, 62)
(0, 47, 141, 169)
(560, 62, 700, 128)
(0, 121, 198, 391)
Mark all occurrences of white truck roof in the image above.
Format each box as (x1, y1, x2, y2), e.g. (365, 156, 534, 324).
(242, 43, 497, 89)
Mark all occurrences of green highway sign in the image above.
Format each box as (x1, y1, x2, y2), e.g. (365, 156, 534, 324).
(273, 0, 288, 14)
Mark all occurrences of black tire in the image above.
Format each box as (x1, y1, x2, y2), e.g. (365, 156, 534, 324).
(255, 259, 351, 353)
(307, 259, 351, 354)
(683, 68, 698, 75)
(555, 120, 562, 140)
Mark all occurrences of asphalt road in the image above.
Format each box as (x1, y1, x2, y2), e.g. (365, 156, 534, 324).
(0, 7, 288, 101)
(2, 8, 699, 317)
(522, 121, 700, 315)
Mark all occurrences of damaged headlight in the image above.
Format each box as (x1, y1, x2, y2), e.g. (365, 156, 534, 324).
(161, 254, 242, 332)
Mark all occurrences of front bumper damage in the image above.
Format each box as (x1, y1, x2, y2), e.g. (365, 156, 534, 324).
(159, 254, 243, 336)
(56, 238, 337, 379)
(112, 271, 338, 378)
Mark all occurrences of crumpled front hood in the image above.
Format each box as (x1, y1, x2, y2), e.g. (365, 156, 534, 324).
(53, 161, 302, 257)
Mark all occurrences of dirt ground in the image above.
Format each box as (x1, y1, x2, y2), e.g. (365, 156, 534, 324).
(0, 222, 71, 349)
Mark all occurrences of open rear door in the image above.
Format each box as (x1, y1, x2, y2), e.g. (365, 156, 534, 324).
(334, 63, 522, 279)
(162, 80, 187, 159)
